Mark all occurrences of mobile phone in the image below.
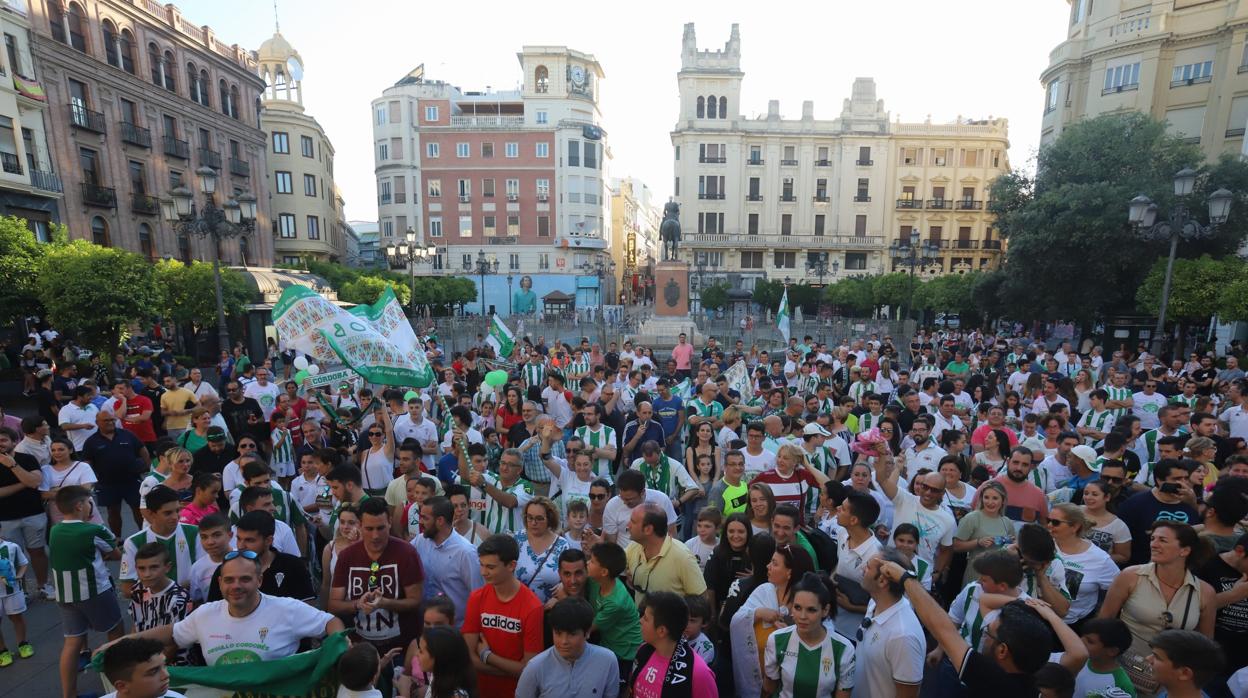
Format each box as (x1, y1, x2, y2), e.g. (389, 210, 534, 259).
(1159, 482, 1181, 494)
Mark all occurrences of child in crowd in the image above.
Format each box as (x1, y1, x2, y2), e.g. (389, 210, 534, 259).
(586, 542, 643, 688)
(398, 596, 455, 698)
(1034, 662, 1075, 698)
(684, 507, 721, 571)
(683, 594, 715, 666)
(187, 514, 230, 604)
(270, 411, 295, 489)
(483, 427, 503, 473)
(178, 472, 220, 525)
(1148, 629, 1225, 698)
(99, 637, 185, 698)
(947, 548, 1028, 652)
(401, 476, 437, 539)
(1071, 618, 1136, 698)
(563, 500, 591, 550)
(127, 542, 190, 667)
(337, 641, 401, 698)
(891, 524, 932, 590)
(0, 534, 31, 666)
(290, 452, 326, 529)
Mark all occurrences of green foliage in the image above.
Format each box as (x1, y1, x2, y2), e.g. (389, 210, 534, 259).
(38, 241, 160, 353)
(153, 260, 252, 327)
(700, 282, 730, 311)
(338, 276, 410, 307)
(823, 276, 875, 315)
(1135, 255, 1244, 323)
(751, 280, 782, 313)
(988, 112, 1248, 322)
(304, 259, 473, 315)
(0, 216, 46, 322)
(752, 280, 820, 315)
(914, 272, 980, 317)
(871, 272, 915, 310)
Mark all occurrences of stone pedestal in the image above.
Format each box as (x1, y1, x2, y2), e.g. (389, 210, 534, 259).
(655, 261, 690, 317)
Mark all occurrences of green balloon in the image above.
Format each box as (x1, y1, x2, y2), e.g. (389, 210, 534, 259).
(404, 390, 419, 402)
(294, 370, 309, 384)
(484, 370, 508, 387)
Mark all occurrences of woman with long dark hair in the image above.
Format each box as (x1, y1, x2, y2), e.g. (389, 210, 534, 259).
(418, 625, 478, 698)
(496, 386, 525, 445)
(762, 572, 853, 698)
(730, 544, 816, 698)
(973, 428, 1012, 474)
(715, 533, 776, 697)
(704, 513, 753, 617)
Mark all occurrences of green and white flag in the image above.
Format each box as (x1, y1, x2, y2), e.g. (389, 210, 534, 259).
(486, 313, 515, 357)
(777, 287, 791, 344)
(724, 360, 752, 400)
(273, 285, 435, 387)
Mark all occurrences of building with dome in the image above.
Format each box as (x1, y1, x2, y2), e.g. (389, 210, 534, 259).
(27, 0, 272, 264)
(257, 29, 344, 265)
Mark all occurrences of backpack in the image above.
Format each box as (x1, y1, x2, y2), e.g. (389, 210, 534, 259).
(800, 524, 838, 572)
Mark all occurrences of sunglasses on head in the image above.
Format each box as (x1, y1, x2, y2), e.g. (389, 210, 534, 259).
(223, 549, 259, 561)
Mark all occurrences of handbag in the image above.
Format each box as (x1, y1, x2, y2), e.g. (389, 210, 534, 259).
(1122, 585, 1195, 694)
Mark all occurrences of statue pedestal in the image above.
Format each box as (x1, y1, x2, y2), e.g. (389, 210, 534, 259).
(654, 261, 690, 317)
(633, 260, 697, 344)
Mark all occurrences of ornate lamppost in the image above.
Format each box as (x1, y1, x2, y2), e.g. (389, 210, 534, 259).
(384, 227, 437, 317)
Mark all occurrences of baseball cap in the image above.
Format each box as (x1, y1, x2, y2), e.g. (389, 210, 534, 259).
(1069, 445, 1099, 469)
(802, 423, 832, 437)
(206, 426, 227, 442)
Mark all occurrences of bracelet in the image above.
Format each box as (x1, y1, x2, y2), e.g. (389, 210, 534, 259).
(480, 648, 492, 664)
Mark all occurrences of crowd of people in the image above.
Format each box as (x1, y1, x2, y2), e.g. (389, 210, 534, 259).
(1, 326, 1247, 698)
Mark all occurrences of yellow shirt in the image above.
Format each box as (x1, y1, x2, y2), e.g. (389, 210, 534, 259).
(160, 387, 198, 431)
(624, 536, 708, 605)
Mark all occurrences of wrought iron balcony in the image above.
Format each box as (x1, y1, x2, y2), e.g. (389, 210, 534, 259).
(69, 104, 105, 133)
(229, 157, 250, 178)
(698, 156, 727, 163)
(198, 147, 221, 169)
(747, 158, 764, 166)
(956, 199, 982, 210)
(0, 151, 21, 174)
(30, 169, 62, 193)
(81, 182, 116, 208)
(698, 193, 725, 200)
(131, 193, 159, 215)
(746, 194, 763, 202)
(779, 195, 797, 202)
(927, 199, 953, 210)
(815, 159, 831, 166)
(856, 159, 874, 166)
(163, 136, 190, 159)
(853, 195, 871, 202)
(813, 195, 830, 202)
(896, 199, 921, 209)
(982, 240, 1003, 250)
(120, 122, 152, 148)
(780, 159, 799, 166)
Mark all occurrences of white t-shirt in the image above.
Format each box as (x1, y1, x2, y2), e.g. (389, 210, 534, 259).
(439, 427, 483, 453)
(392, 415, 439, 470)
(541, 386, 574, 428)
(602, 488, 678, 549)
(1054, 542, 1118, 623)
(903, 444, 947, 474)
(742, 448, 776, 480)
(852, 598, 924, 698)
(188, 554, 222, 604)
(40, 462, 98, 496)
(58, 402, 99, 451)
(1131, 391, 1168, 430)
(230, 520, 300, 557)
(243, 381, 281, 420)
(186, 381, 219, 402)
(890, 488, 955, 564)
(834, 525, 882, 585)
(1222, 404, 1248, 440)
(172, 593, 334, 665)
(684, 535, 717, 571)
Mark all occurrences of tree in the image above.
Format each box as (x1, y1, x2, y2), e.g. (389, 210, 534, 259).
(872, 272, 915, 315)
(824, 276, 875, 316)
(1135, 255, 1242, 324)
(700, 282, 729, 311)
(339, 276, 410, 307)
(154, 260, 252, 329)
(751, 280, 783, 314)
(0, 217, 47, 323)
(988, 112, 1248, 323)
(38, 241, 160, 353)
(914, 273, 980, 321)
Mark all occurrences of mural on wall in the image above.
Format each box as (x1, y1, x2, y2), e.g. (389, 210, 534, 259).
(471, 274, 596, 318)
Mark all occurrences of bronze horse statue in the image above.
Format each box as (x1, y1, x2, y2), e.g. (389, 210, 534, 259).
(660, 200, 681, 261)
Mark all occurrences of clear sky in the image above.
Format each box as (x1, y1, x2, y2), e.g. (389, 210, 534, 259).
(180, 0, 1072, 223)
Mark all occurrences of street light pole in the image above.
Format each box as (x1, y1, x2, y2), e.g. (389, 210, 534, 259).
(160, 166, 256, 354)
(507, 274, 514, 316)
(473, 250, 500, 317)
(1128, 168, 1233, 357)
(890, 231, 939, 325)
(384, 228, 436, 319)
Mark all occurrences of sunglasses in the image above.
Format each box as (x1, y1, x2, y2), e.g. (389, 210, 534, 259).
(588, 493, 608, 501)
(368, 561, 381, 589)
(223, 549, 259, 561)
(1046, 518, 1070, 527)
(368, 431, 383, 437)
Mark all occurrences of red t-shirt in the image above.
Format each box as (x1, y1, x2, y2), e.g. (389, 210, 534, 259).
(117, 394, 157, 443)
(750, 468, 820, 524)
(973, 476, 1049, 527)
(462, 582, 544, 696)
(331, 537, 425, 652)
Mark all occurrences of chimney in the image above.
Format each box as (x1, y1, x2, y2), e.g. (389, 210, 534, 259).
(768, 100, 780, 119)
(802, 100, 814, 120)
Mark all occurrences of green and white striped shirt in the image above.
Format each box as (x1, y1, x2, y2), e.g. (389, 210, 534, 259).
(848, 381, 876, 404)
(857, 412, 884, 433)
(48, 520, 117, 603)
(1076, 409, 1115, 444)
(523, 361, 547, 388)
(1105, 386, 1132, 420)
(120, 524, 200, 588)
(764, 625, 856, 698)
(573, 424, 617, 481)
(470, 472, 534, 535)
(565, 356, 591, 379)
(795, 373, 820, 398)
(229, 485, 308, 528)
(271, 427, 294, 471)
(1169, 394, 1198, 410)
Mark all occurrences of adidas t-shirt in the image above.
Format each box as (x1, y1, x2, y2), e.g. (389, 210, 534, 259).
(764, 624, 856, 698)
(171, 593, 333, 665)
(462, 583, 544, 697)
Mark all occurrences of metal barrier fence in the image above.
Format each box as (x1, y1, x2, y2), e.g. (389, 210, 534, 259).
(422, 314, 914, 356)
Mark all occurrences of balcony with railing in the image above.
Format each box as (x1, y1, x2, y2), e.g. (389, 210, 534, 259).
(81, 182, 116, 208)
(853, 195, 871, 202)
(779, 194, 797, 202)
(982, 240, 1003, 251)
(69, 104, 105, 133)
(747, 158, 764, 166)
(927, 199, 953, 210)
(780, 159, 799, 166)
(686, 232, 885, 250)
(120, 121, 152, 148)
(394, 192, 406, 204)
(856, 159, 874, 166)
(447, 115, 526, 129)
(163, 136, 190, 159)
(698, 156, 727, 163)
(746, 194, 763, 202)
(956, 199, 982, 210)
(229, 157, 249, 177)
(198, 147, 221, 169)
(30, 169, 62, 193)
(698, 192, 725, 200)
(896, 198, 921, 209)
(816, 159, 831, 166)
(813, 195, 830, 202)
(131, 192, 159, 215)
(0, 151, 21, 174)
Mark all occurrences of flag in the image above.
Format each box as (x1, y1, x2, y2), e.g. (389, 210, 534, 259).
(724, 360, 752, 400)
(777, 287, 791, 344)
(93, 631, 349, 698)
(486, 313, 515, 358)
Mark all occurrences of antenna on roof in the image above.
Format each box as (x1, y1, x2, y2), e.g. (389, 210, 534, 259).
(273, 0, 280, 32)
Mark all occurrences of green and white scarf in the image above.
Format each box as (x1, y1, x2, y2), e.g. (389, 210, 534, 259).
(640, 453, 675, 496)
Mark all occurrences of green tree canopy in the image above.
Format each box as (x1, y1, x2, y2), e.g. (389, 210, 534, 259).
(824, 276, 875, 315)
(988, 112, 1248, 323)
(700, 282, 729, 311)
(0, 216, 46, 323)
(339, 276, 410, 307)
(153, 260, 252, 328)
(38, 241, 160, 353)
(872, 272, 915, 311)
(1135, 255, 1244, 323)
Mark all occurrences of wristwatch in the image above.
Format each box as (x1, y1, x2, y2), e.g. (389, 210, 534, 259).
(898, 570, 918, 586)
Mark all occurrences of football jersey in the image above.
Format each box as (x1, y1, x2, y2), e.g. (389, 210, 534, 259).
(48, 520, 116, 602)
(764, 624, 856, 698)
(120, 524, 201, 588)
(574, 424, 617, 481)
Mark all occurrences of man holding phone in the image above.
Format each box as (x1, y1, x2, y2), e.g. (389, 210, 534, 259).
(1115, 458, 1201, 565)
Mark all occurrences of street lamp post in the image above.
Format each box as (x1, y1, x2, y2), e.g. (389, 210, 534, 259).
(507, 274, 514, 316)
(888, 231, 940, 324)
(383, 228, 437, 318)
(160, 166, 256, 354)
(1128, 167, 1233, 357)
(474, 250, 500, 316)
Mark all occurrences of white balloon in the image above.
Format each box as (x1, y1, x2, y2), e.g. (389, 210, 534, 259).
(292, 356, 309, 371)
(307, 364, 321, 376)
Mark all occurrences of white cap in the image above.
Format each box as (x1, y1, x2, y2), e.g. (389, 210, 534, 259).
(802, 423, 831, 437)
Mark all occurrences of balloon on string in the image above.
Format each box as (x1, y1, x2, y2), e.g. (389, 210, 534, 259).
(293, 370, 309, 385)
(307, 364, 321, 376)
(484, 370, 508, 387)
(292, 356, 309, 371)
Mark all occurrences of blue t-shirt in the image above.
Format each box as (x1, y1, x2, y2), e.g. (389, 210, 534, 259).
(652, 396, 683, 438)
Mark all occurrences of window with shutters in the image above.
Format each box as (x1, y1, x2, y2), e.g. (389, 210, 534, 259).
(774, 251, 796, 269)
(482, 142, 494, 158)
(781, 214, 792, 235)
(815, 214, 825, 236)
(741, 251, 763, 269)
(748, 213, 759, 235)
(855, 215, 867, 236)
(482, 178, 495, 198)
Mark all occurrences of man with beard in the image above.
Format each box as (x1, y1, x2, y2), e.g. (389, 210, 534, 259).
(220, 381, 265, 446)
(876, 455, 956, 581)
(975, 446, 1049, 529)
(409, 496, 481, 627)
(191, 427, 236, 477)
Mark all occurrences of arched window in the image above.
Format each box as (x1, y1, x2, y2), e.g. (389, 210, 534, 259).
(90, 216, 109, 246)
(199, 69, 210, 107)
(66, 2, 88, 53)
(102, 20, 119, 67)
(535, 65, 549, 93)
(119, 29, 135, 74)
(696, 96, 705, 118)
(229, 85, 240, 120)
(186, 63, 198, 103)
(48, 2, 67, 43)
(148, 42, 161, 85)
(719, 96, 727, 119)
(138, 223, 154, 260)
(178, 233, 192, 263)
(162, 51, 176, 91)
(707, 94, 717, 119)
(219, 79, 229, 115)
